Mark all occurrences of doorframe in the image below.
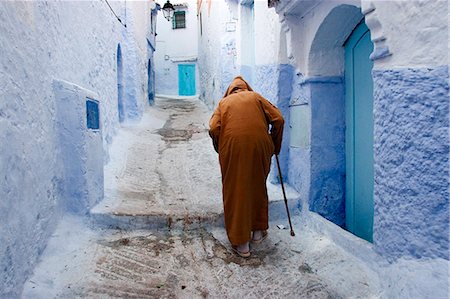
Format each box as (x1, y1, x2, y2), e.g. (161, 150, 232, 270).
(344, 20, 375, 242)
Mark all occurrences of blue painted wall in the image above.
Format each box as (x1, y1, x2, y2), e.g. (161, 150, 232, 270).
(285, 74, 346, 226)
(147, 58, 155, 105)
(287, 73, 311, 207)
(274, 64, 294, 183)
(372, 66, 449, 261)
(253, 64, 293, 184)
(309, 77, 346, 227)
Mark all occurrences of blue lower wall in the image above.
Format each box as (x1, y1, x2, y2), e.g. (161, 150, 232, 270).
(372, 66, 449, 261)
(240, 65, 254, 88)
(254, 64, 293, 184)
(248, 64, 449, 261)
(309, 77, 346, 227)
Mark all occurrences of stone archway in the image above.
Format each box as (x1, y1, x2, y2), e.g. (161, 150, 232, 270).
(306, 5, 365, 228)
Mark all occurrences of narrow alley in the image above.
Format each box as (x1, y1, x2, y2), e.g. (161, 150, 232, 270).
(22, 97, 380, 298)
(1, 1, 448, 298)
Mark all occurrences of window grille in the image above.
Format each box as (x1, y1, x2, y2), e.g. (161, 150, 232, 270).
(172, 11, 186, 29)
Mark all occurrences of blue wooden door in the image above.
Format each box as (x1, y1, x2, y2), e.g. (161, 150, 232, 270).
(344, 21, 374, 242)
(178, 64, 196, 96)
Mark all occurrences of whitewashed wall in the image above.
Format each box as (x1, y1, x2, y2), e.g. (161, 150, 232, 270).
(198, 0, 237, 108)
(198, 0, 283, 105)
(0, 1, 155, 296)
(155, 0, 199, 95)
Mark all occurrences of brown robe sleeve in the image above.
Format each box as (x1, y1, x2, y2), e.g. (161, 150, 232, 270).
(209, 105, 221, 153)
(258, 95, 284, 155)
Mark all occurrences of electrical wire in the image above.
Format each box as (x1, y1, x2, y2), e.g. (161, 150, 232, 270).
(103, 0, 127, 28)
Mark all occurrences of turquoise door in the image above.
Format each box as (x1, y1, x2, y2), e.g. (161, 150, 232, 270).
(344, 21, 374, 242)
(178, 64, 196, 96)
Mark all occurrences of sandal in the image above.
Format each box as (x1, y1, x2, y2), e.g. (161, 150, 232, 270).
(251, 230, 268, 244)
(231, 246, 251, 258)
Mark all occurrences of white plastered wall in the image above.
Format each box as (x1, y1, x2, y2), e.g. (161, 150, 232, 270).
(279, 0, 448, 75)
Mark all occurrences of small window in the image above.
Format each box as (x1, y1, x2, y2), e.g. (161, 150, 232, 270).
(172, 11, 186, 29)
(86, 98, 100, 130)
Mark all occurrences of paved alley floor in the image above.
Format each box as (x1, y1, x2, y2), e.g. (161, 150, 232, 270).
(91, 96, 299, 230)
(22, 215, 382, 298)
(23, 97, 446, 299)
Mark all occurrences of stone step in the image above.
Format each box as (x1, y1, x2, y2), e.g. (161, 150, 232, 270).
(89, 182, 301, 231)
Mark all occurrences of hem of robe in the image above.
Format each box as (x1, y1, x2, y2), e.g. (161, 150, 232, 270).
(227, 224, 269, 246)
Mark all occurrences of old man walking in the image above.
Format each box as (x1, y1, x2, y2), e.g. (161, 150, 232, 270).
(209, 76, 284, 257)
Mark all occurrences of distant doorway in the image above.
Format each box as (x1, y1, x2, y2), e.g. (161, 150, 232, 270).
(344, 21, 374, 242)
(117, 44, 125, 122)
(178, 64, 196, 96)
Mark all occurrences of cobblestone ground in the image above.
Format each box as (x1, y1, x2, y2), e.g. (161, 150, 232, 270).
(23, 97, 381, 298)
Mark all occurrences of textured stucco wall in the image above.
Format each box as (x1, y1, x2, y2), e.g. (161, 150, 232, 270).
(0, 1, 152, 296)
(254, 1, 281, 66)
(365, 0, 447, 70)
(276, 1, 362, 76)
(253, 64, 292, 185)
(277, 0, 448, 72)
(372, 66, 449, 261)
(53, 80, 104, 215)
(274, 0, 449, 261)
(198, 0, 237, 108)
(309, 78, 346, 227)
(286, 73, 311, 210)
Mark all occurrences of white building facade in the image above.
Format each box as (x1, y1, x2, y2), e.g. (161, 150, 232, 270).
(155, 0, 199, 96)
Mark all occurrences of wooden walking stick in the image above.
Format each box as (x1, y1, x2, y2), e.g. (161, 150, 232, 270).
(275, 155, 295, 236)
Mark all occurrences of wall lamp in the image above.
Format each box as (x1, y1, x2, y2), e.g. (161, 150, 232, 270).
(162, 0, 175, 21)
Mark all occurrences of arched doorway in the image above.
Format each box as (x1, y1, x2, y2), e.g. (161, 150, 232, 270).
(344, 21, 374, 242)
(306, 5, 375, 242)
(306, 5, 363, 228)
(117, 44, 125, 123)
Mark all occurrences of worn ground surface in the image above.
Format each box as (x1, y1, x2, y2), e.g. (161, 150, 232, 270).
(91, 97, 299, 230)
(23, 215, 382, 299)
(23, 97, 383, 298)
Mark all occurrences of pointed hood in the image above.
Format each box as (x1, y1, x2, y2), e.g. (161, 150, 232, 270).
(222, 76, 254, 98)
